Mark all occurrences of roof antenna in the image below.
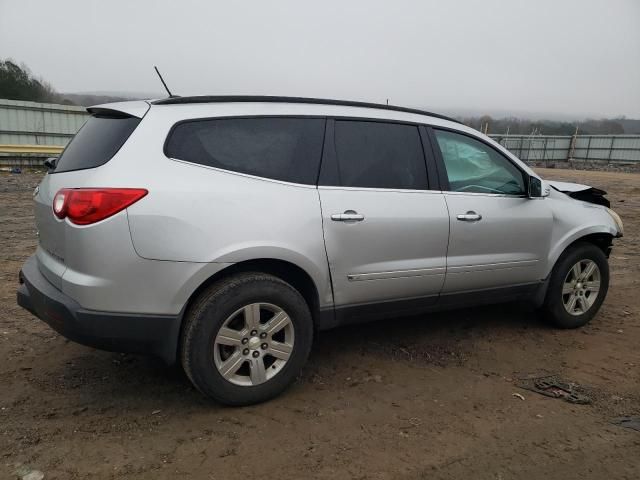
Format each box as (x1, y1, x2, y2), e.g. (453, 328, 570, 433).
(154, 66, 177, 98)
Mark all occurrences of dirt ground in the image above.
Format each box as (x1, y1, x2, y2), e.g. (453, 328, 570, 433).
(1, 168, 639, 480)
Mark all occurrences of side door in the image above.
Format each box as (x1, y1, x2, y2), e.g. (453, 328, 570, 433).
(318, 119, 449, 319)
(428, 127, 553, 294)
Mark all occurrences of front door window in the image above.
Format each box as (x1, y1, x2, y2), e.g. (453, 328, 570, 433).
(434, 129, 525, 195)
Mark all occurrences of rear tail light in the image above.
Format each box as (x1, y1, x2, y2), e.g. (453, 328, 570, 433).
(52, 188, 148, 225)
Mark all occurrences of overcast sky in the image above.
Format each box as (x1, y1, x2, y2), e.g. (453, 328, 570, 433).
(1, 0, 639, 119)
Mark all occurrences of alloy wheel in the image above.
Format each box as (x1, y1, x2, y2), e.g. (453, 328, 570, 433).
(212, 303, 295, 386)
(562, 259, 601, 316)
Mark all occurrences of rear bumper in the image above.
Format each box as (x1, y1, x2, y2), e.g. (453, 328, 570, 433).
(17, 254, 180, 364)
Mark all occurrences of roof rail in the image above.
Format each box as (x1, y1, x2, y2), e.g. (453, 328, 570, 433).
(151, 95, 460, 124)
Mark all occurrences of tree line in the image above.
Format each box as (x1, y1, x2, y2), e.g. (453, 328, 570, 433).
(0, 59, 69, 104)
(0, 59, 129, 106)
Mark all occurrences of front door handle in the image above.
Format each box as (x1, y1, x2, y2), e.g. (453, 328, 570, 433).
(456, 211, 482, 222)
(331, 210, 365, 222)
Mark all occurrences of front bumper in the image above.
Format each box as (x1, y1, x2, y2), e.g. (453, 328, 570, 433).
(17, 254, 180, 364)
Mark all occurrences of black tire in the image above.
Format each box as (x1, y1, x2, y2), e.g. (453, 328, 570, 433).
(181, 272, 313, 406)
(540, 242, 609, 329)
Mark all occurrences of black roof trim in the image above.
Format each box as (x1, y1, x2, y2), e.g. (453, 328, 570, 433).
(151, 95, 460, 124)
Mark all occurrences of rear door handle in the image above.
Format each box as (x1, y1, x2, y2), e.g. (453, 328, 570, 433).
(331, 210, 364, 222)
(456, 211, 482, 222)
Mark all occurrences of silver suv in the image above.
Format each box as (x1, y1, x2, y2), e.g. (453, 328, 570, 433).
(17, 96, 623, 405)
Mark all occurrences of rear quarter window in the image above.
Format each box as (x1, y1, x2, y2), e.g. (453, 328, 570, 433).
(54, 115, 141, 173)
(164, 117, 326, 185)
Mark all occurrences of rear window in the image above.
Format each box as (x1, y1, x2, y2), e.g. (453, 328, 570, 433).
(165, 117, 325, 184)
(54, 115, 141, 173)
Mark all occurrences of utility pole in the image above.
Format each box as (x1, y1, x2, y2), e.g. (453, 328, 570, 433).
(568, 125, 578, 161)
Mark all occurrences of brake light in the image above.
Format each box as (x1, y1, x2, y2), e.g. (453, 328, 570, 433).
(52, 188, 148, 225)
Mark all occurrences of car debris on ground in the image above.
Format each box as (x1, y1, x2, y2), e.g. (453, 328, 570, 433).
(516, 375, 591, 404)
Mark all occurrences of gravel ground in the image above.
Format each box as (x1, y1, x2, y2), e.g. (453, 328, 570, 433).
(1, 168, 639, 480)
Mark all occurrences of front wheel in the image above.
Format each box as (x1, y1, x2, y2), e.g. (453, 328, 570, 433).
(541, 242, 609, 329)
(181, 273, 313, 406)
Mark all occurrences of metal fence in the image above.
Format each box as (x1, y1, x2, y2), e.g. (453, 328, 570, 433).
(0, 98, 88, 166)
(490, 134, 640, 163)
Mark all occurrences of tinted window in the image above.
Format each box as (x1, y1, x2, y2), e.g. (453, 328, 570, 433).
(330, 121, 427, 189)
(165, 117, 325, 184)
(54, 115, 141, 173)
(434, 130, 525, 195)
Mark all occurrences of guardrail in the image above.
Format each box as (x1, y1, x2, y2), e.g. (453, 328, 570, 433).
(0, 144, 65, 168)
(0, 144, 64, 154)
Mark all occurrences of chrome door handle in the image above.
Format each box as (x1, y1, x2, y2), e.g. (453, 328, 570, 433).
(456, 211, 482, 221)
(331, 210, 364, 222)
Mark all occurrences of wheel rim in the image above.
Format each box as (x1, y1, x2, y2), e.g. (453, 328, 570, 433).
(562, 259, 601, 316)
(212, 303, 295, 386)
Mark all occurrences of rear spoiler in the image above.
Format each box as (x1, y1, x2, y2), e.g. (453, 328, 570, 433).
(87, 100, 150, 119)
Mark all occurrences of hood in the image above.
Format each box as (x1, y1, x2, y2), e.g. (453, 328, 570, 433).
(547, 180, 591, 193)
(547, 180, 610, 208)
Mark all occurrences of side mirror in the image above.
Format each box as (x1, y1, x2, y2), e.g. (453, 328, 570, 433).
(528, 176, 549, 198)
(44, 157, 57, 171)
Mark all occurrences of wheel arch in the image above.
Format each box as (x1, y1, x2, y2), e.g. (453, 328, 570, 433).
(175, 258, 330, 361)
(533, 230, 613, 309)
(189, 258, 321, 313)
(569, 232, 614, 256)
(547, 228, 615, 277)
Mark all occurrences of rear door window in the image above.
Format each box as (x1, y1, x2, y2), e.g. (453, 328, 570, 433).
(322, 120, 428, 190)
(54, 115, 141, 173)
(165, 117, 326, 185)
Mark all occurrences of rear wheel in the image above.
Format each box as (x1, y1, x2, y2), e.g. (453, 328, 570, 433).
(181, 272, 313, 405)
(541, 242, 609, 328)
